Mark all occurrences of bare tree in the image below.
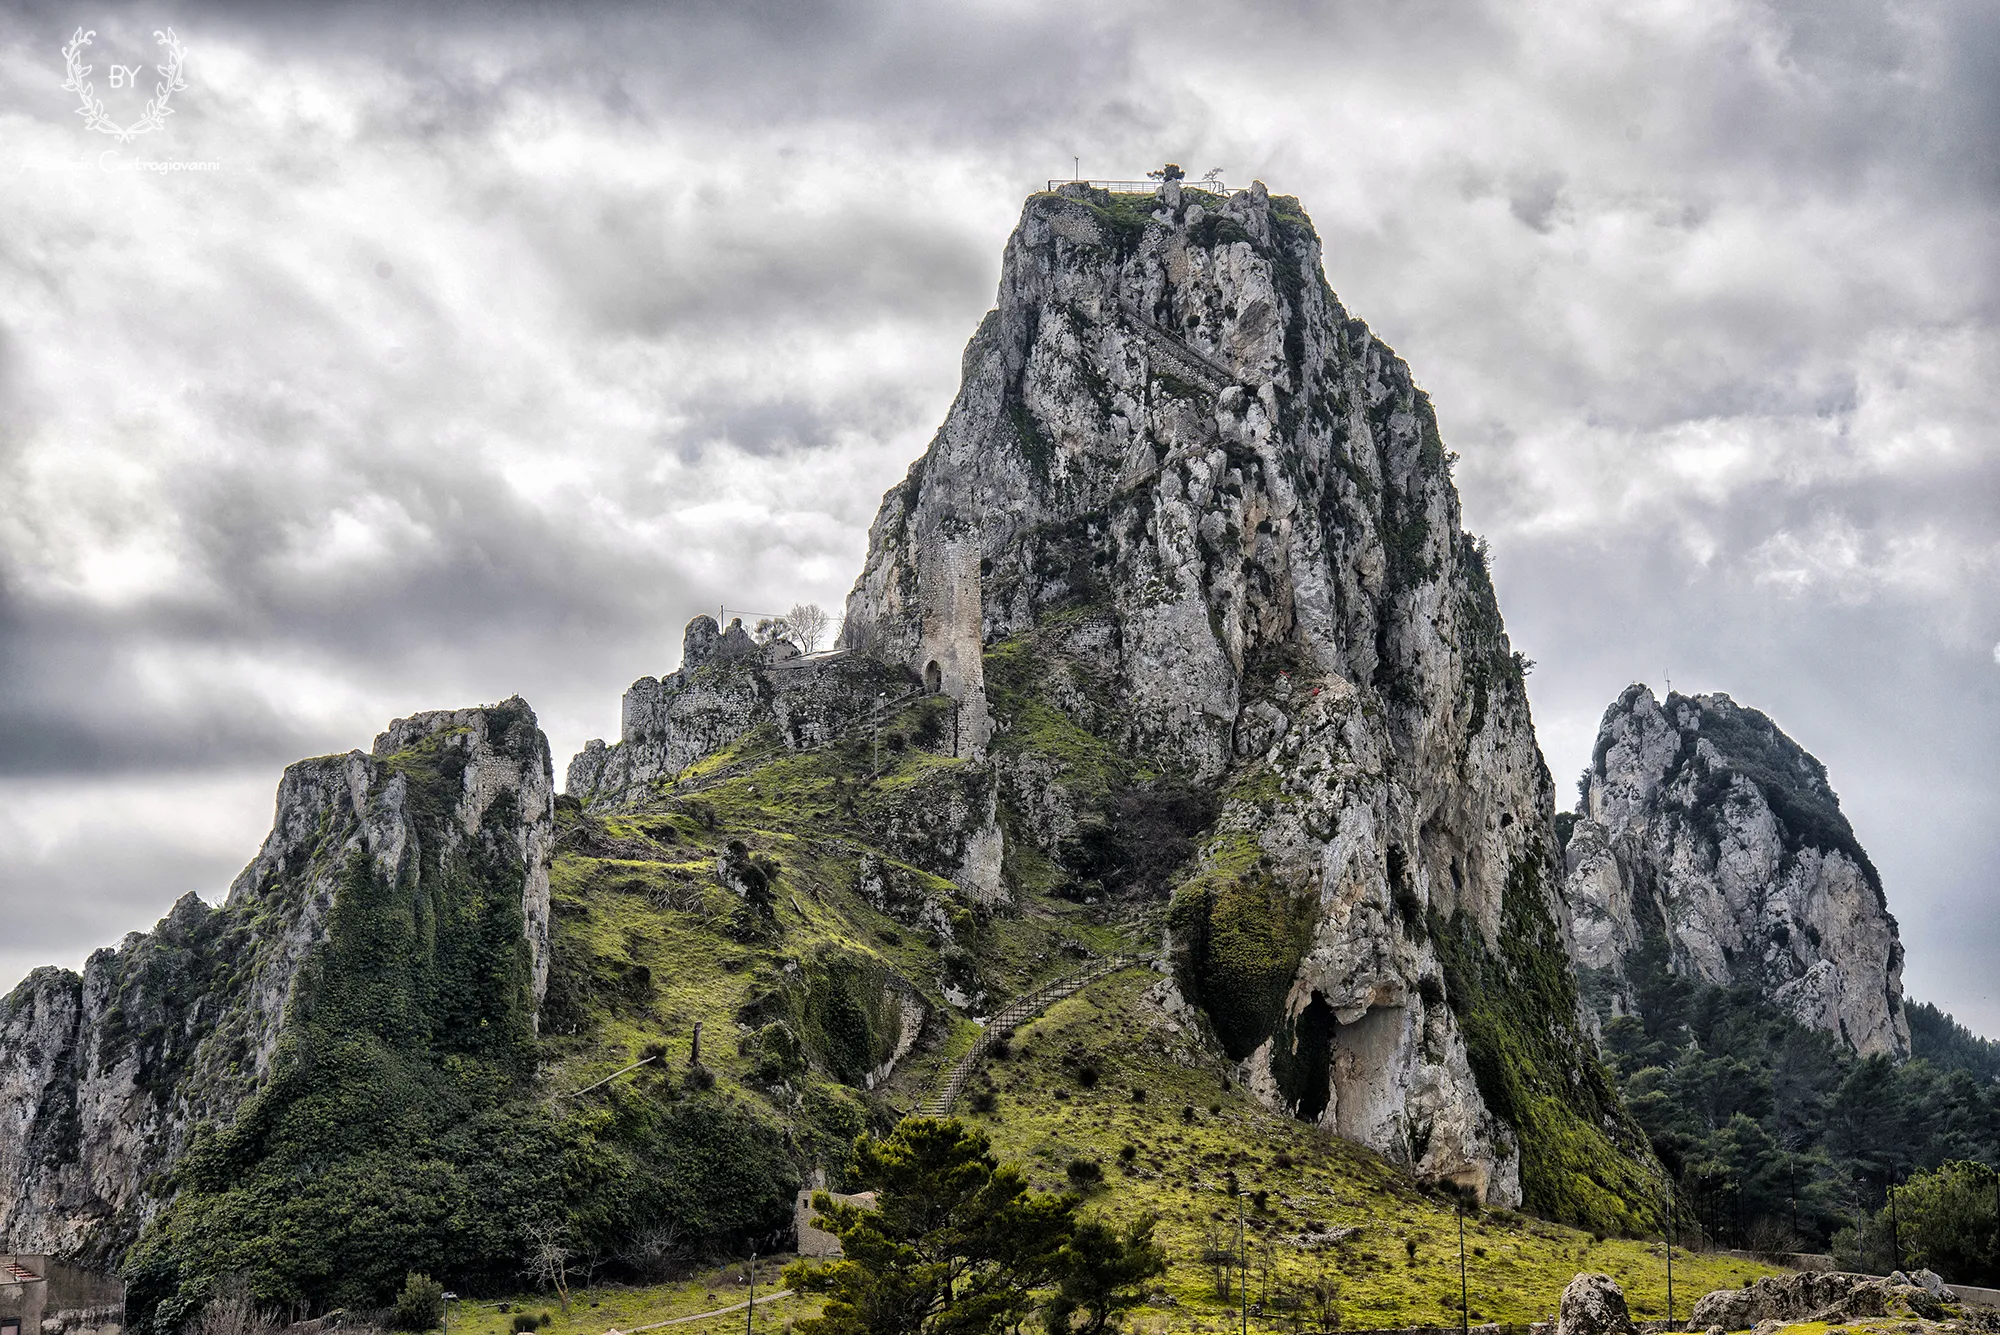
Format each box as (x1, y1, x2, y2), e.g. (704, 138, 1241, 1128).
(786, 602, 831, 654)
(618, 1222, 690, 1282)
(1201, 1225, 1232, 1301)
(838, 611, 881, 656)
(194, 1277, 273, 1335)
(1305, 1261, 1342, 1334)
(525, 1219, 575, 1312)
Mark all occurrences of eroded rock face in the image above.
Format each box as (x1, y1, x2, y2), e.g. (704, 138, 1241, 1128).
(840, 183, 1630, 1208)
(0, 699, 555, 1257)
(1563, 685, 1908, 1057)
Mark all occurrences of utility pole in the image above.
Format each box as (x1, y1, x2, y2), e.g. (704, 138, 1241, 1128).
(746, 1253, 755, 1335)
(1239, 1186, 1249, 1335)
(1888, 1174, 1903, 1272)
(1457, 1191, 1468, 1335)
(1665, 1177, 1675, 1326)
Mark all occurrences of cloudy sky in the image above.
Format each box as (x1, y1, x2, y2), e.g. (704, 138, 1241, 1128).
(1, 0, 1994, 1029)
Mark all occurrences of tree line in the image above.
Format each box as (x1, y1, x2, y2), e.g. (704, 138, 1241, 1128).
(1599, 956, 2000, 1284)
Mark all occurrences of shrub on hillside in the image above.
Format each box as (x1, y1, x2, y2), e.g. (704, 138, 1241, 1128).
(392, 1273, 446, 1332)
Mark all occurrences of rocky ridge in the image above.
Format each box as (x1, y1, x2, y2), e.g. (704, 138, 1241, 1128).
(0, 700, 554, 1257)
(1563, 684, 1907, 1057)
(1688, 1268, 1966, 1328)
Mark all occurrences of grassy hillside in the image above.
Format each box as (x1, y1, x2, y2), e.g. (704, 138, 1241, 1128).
(520, 643, 1758, 1328)
(123, 639, 1733, 1325)
(948, 970, 1773, 1329)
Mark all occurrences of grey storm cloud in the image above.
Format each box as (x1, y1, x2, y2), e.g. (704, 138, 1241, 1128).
(0, 0, 1995, 1028)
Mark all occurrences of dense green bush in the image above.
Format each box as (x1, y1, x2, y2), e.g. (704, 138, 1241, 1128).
(1833, 1160, 2000, 1285)
(392, 1273, 446, 1332)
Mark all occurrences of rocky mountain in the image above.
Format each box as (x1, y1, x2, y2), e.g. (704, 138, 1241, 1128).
(1562, 684, 1908, 1057)
(0, 701, 553, 1262)
(549, 180, 1655, 1222)
(0, 182, 1674, 1319)
(832, 179, 1652, 1222)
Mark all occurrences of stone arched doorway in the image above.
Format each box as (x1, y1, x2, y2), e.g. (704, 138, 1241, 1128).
(924, 660, 942, 694)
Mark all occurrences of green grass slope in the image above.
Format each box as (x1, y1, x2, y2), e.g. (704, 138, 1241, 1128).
(521, 634, 1724, 1323)
(953, 971, 1777, 1329)
(123, 631, 1707, 1324)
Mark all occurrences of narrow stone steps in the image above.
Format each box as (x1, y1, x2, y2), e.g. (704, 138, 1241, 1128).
(912, 954, 1153, 1119)
(1118, 300, 1238, 395)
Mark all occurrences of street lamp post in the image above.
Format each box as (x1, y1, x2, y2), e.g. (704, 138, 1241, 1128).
(1888, 1175, 1903, 1273)
(746, 1254, 755, 1335)
(442, 1292, 458, 1335)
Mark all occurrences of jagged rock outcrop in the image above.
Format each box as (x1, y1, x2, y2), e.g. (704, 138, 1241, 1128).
(567, 616, 917, 810)
(1563, 685, 1908, 1057)
(0, 699, 554, 1257)
(1688, 1269, 1955, 1328)
(840, 181, 1649, 1218)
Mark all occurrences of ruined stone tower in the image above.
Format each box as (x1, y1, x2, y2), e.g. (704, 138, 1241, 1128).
(915, 517, 993, 759)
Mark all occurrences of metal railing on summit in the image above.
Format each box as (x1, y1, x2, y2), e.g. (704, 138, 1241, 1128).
(1046, 178, 1238, 196)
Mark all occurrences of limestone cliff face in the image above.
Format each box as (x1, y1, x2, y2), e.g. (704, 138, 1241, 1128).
(0, 700, 554, 1257)
(1563, 684, 1908, 1057)
(841, 183, 1641, 1215)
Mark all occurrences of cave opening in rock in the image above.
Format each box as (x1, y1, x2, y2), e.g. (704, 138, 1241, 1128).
(1275, 990, 1336, 1121)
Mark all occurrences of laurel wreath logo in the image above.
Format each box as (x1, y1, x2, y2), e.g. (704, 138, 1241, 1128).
(61, 27, 189, 143)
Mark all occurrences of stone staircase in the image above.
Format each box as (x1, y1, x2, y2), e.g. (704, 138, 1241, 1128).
(913, 953, 1152, 1118)
(1118, 299, 1238, 396)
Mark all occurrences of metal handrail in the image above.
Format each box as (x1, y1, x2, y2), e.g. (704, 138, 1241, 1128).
(1047, 178, 1238, 196)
